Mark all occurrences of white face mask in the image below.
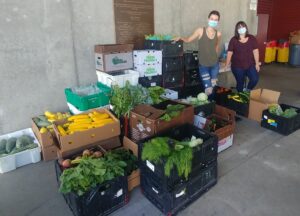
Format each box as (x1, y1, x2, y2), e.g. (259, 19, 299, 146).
(238, 27, 247, 35)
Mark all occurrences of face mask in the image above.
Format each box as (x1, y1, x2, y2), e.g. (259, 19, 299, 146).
(238, 27, 247, 35)
(208, 20, 218, 28)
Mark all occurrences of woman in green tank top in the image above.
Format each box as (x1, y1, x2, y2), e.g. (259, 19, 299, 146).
(173, 10, 222, 96)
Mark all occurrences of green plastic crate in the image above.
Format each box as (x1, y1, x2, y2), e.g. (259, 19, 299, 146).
(65, 82, 111, 111)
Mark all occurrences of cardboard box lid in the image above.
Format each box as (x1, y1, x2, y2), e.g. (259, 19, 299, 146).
(250, 88, 280, 104)
(95, 44, 134, 53)
(132, 104, 165, 120)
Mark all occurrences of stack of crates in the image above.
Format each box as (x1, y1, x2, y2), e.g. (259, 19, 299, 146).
(144, 40, 184, 89)
(181, 51, 203, 98)
(138, 124, 218, 215)
(134, 50, 163, 87)
(184, 51, 200, 87)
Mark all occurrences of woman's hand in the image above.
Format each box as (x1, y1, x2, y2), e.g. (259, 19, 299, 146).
(255, 63, 260, 72)
(172, 36, 181, 42)
(255, 63, 260, 73)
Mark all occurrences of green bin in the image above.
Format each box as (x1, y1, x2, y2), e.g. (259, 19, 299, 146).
(65, 82, 111, 111)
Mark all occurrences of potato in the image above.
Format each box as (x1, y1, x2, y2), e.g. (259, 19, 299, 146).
(62, 159, 71, 168)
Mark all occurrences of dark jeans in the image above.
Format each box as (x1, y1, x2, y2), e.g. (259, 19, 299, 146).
(231, 66, 259, 92)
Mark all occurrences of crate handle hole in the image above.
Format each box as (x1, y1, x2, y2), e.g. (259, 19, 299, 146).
(91, 134, 95, 138)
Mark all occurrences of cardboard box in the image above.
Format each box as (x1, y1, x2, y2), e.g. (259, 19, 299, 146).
(134, 63, 162, 77)
(95, 52, 133, 72)
(218, 134, 233, 153)
(95, 44, 134, 72)
(248, 89, 280, 122)
(42, 145, 58, 161)
(130, 100, 194, 141)
(96, 70, 139, 87)
(194, 105, 236, 141)
(53, 109, 120, 153)
(290, 35, 300, 45)
(123, 136, 140, 191)
(31, 119, 57, 148)
(57, 136, 122, 158)
(95, 44, 134, 53)
(133, 50, 162, 65)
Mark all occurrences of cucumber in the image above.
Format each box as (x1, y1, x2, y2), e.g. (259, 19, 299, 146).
(6, 137, 17, 153)
(0, 139, 7, 151)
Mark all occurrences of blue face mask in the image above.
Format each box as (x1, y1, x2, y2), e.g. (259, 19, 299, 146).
(238, 27, 247, 35)
(208, 20, 218, 28)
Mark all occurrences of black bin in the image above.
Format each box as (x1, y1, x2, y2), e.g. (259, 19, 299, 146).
(261, 104, 300, 135)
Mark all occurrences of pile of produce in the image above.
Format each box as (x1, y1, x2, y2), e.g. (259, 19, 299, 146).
(59, 148, 138, 196)
(110, 82, 151, 118)
(268, 104, 298, 118)
(148, 86, 166, 104)
(33, 111, 71, 134)
(145, 34, 173, 41)
(180, 93, 209, 106)
(216, 87, 231, 94)
(142, 136, 203, 179)
(57, 112, 115, 136)
(0, 135, 38, 157)
(160, 104, 185, 122)
(228, 91, 250, 103)
(205, 116, 229, 132)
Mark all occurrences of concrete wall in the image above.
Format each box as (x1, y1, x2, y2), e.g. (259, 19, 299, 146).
(0, 0, 257, 134)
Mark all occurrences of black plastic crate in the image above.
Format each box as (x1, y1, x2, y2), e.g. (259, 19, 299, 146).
(138, 75, 163, 87)
(194, 101, 216, 117)
(140, 161, 218, 216)
(214, 86, 232, 107)
(162, 70, 184, 88)
(54, 161, 129, 216)
(188, 160, 217, 199)
(138, 124, 218, 190)
(184, 51, 199, 69)
(261, 104, 300, 135)
(184, 68, 200, 87)
(141, 173, 190, 216)
(178, 85, 204, 98)
(144, 40, 183, 57)
(226, 99, 249, 117)
(162, 57, 184, 72)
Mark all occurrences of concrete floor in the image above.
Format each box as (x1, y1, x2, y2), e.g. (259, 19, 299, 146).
(0, 64, 299, 216)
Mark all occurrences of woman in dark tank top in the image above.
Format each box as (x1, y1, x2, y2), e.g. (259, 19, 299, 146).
(226, 21, 260, 92)
(173, 10, 222, 96)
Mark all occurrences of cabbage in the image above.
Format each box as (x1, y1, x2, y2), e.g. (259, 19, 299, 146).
(197, 93, 208, 102)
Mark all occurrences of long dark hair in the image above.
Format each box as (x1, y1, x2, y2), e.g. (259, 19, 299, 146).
(235, 21, 249, 39)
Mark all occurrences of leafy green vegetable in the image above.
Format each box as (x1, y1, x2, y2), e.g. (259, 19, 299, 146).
(104, 149, 138, 176)
(142, 136, 203, 179)
(110, 82, 151, 118)
(148, 86, 165, 104)
(165, 146, 193, 180)
(269, 104, 298, 118)
(142, 137, 171, 163)
(160, 104, 185, 121)
(282, 108, 297, 118)
(59, 156, 127, 196)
